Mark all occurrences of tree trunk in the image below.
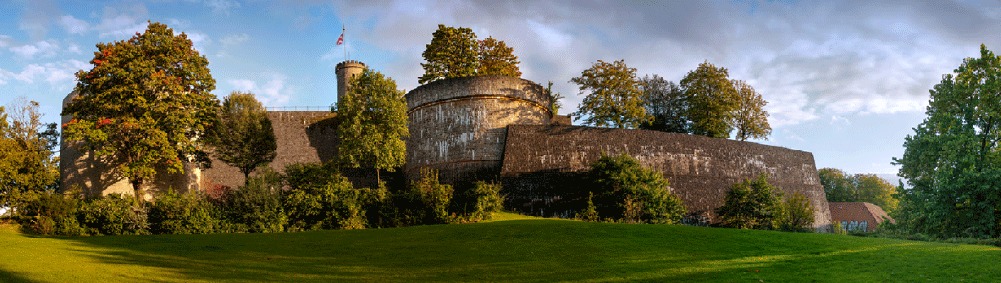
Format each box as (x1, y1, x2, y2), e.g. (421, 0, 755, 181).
(131, 178, 144, 204)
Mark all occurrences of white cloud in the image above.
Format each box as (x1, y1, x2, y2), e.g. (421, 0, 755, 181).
(95, 5, 149, 39)
(59, 15, 89, 34)
(0, 60, 88, 87)
(227, 74, 291, 107)
(204, 0, 240, 14)
(185, 32, 211, 50)
(220, 33, 249, 46)
(9, 40, 59, 59)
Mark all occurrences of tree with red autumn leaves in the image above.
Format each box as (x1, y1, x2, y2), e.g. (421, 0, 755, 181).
(62, 21, 219, 201)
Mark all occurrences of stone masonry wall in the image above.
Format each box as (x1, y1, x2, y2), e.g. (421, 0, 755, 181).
(201, 111, 340, 189)
(500, 125, 832, 231)
(405, 76, 552, 185)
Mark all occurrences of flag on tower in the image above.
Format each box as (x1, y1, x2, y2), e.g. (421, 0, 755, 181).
(337, 28, 344, 45)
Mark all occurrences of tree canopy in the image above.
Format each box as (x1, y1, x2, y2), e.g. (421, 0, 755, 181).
(732, 80, 771, 141)
(419, 25, 521, 84)
(570, 59, 650, 129)
(639, 75, 688, 133)
(477, 37, 521, 78)
(817, 168, 899, 214)
(62, 21, 219, 200)
(0, 98, 59, 214)
(337, 69, 409, 184)
(212, 92, 277, 185)
(680, 61, 740, 138)
(894, 44, 1001, 238)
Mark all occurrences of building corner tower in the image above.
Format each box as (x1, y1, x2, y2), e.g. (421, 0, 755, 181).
(335, 60, 366, 108)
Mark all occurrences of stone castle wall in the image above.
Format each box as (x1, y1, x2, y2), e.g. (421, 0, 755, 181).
(404, 76, 552, 184)
(201, 111, 341, 189)
(500, 125, 832, 231)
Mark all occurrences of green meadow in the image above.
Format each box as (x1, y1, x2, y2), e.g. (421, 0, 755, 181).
(2, 214, 998, 282)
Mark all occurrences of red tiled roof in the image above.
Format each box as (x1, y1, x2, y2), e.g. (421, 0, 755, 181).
(829, 202, 894, 232)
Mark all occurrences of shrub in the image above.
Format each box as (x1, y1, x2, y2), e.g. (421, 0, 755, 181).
(220, 169, 287, 233)
(585, 154, 686, 224)
(78, 194, 149, 236)
(777, 192, 814, 232)
(21, 191, 85, 237)
(466, 181, 505, 221)
(403, 168, 453, 225)
(577, 192, 600, 222)
(147, 190, 217, 234)
(717, 175, 781, 230)
(282, 163, 371, 231)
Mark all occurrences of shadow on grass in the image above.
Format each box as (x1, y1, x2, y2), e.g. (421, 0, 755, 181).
(0, 269, 40, 283)
(23, 220, 1001, 282)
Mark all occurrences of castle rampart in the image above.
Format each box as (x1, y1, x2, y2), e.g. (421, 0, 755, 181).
(404, 76, 552, 184)
(500, 125, 832, 231)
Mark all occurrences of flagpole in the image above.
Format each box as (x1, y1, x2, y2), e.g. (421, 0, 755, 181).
(342, 25, 347, 61)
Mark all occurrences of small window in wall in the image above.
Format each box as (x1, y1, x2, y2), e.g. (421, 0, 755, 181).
(860, 221, 868, 232)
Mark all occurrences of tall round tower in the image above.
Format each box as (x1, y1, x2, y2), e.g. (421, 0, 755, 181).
(335, 60, 366, 107)
(405, 76, 553, 185)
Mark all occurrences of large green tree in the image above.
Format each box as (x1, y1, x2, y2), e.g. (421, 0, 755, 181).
(62, 22, 219, 200)
(585, 154, 686, 224)
(337, 69, 409, 184)
(894, 44, 1001, 238)
(477, 36, 521, 78)
(419, 24, 479, 84)
(212, 92, 277, 185)
(570, 60, 650, 128)
(732, 80, 771, 141)
(818, 168, 899, 214)
(0, 98, 59, 214)
(639, 75, 689, 133)
(680, 61, 739, 138)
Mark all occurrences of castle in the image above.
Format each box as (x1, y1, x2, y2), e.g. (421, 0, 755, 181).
(60, 60, 833, 231)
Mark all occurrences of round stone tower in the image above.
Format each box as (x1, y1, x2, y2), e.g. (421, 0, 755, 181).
(405, 76, 553, 185)
(335, 60, 366, 106)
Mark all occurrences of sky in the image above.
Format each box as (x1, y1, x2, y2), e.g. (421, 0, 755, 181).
(1, 0, 999, 176)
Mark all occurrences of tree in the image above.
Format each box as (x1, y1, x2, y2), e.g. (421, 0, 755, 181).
(1, 98, 59, 215)
(680, 61, 739, 138)
(62, 22, 219, 201)
(337, 69, 409, 184)
(717, 175, 781, 230)
(894, 44, 1001, 238)
(818, 168, 855, 202)
(545, 81, 565, 115)
(212, 92, 277, 185)
(732, 80, 771, 141)
(639, 75, 689, 133)
(477, 36, 521, 77)
(585, 154, 686, 224)
(777, 192, 815, 232)
(570, 60, 650, 128)
(818, 168, 899, 214)
(419, 24, 479, 84)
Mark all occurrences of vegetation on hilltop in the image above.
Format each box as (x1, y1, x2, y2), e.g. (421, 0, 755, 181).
(419, 24, 521, 84)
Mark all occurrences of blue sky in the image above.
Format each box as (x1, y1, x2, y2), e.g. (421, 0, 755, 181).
(2, 0, 998, 175)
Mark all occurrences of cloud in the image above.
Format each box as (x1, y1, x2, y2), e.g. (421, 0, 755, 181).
(59, 15, 89, 34)
(226, 74, 291, 107)
(9, 40, 59, 59)
(220, 33, 249, 46)
(0, 60, 89, 87)
(328, 0, 997, 128)
(184, 31, 211, 50)
(18, 0, 60, 39)
(204, 0, 240, 14)
(95, 5, 149, 39)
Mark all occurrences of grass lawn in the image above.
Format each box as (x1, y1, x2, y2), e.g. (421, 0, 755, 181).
(1, 213, 999, 282)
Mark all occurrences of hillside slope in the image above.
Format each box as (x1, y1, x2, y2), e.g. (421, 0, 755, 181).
(1, 218, 999, 282)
